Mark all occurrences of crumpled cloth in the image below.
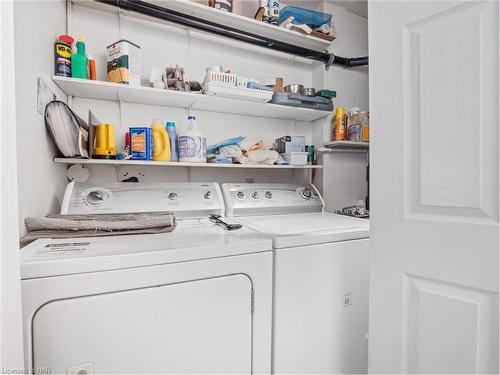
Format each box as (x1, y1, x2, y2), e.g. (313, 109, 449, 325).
(219, 145, 279, 165)
(20, 212, 176, 247)
(240, 149, 279, 165)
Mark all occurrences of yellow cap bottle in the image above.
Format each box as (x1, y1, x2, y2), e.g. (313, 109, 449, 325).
(151, 119, 171, 161)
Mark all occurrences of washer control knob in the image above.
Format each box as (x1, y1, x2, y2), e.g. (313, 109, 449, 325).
(85, 190, 104, 206)
(204, 191, 212, 200)
(251, 191, 259, 199)
(265, 191, 273, 199)
(301, 188, 312, 200)
(168, 192, 178, 200)
(236, 191, 245, 200)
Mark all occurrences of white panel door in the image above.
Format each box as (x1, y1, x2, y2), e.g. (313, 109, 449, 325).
(32, 275, 252, 374)
(368, 1, 499, 373)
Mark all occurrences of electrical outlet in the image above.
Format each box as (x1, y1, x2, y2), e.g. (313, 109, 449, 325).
(342, 293, 352, 307)
(66, 362, 94, 375)
(119, 167, 145, 182)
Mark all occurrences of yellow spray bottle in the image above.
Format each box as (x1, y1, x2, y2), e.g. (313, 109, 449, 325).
(151, 119, 171, 161)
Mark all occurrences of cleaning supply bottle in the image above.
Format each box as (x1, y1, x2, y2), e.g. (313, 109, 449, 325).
(54, 34, 74, 77)
(178, 116, 207, 163)
(166, 122, 178, 162)
(151, 118, 171, 161)
(71, 36, 88, 79)
(87, 55, 96, 80)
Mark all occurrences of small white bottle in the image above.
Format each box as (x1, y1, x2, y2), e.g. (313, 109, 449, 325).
(178, 116, 207, 163)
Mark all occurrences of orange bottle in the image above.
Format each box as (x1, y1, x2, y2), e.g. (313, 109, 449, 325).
(88, 56, 96, 80)
(334, 107, 346, 141)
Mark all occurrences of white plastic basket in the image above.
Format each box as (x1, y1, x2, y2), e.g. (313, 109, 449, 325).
(203, 84, 273, 102)
(202, 72, 273, 102)
(203, 72, 237, 89)
(236, 76, 251, 88)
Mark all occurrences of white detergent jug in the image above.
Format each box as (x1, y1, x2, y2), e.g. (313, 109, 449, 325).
(178, 116, 207, 163)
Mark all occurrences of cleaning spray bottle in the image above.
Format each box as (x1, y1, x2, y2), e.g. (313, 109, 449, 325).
(151, 118, 171, 161)
(71, 35, 88, 79)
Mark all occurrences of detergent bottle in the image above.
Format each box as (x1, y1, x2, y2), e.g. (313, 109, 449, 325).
(178, 116, 207, 163)
(151, 118, 171, 161)
(71, 35, 88, 79)
(166, 122, 178, 162)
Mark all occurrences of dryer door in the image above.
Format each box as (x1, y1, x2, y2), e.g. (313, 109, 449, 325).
(32, 274, 252, 374)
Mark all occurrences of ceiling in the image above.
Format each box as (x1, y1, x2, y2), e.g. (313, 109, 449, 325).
(327, 0, 368, 18)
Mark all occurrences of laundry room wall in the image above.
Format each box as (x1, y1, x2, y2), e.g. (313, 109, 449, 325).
(318, 2, 369, 212)
(13, 0, 370, 235)
(14, 0, 68, 236)
(68, 3, 317, 185)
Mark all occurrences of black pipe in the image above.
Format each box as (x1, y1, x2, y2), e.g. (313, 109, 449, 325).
(331, 56, 369, 68)
(96, 0, 368, 68)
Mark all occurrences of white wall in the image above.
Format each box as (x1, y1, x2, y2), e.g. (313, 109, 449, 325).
(324, 2, 369, 110)
(319, 3, 369, 212)
(14, 1, 68, 236)
(1, 0, 24, 367)
(69, 3, 316, 185)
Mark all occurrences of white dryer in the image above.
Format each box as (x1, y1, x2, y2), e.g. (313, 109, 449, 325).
(21, 182, 273, 374)
(222, 183, 370, 374)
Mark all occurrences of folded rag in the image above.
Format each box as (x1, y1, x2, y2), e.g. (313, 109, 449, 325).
(20, 212, 176, 247)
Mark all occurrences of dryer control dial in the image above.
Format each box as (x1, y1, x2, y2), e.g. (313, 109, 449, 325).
(84, 189, 109, 206)
(265, 191, 273, 199)
(236, 191, 245, 200)
(203, 191, 212, 200)
(300, 188, 312, 200)
(251, 191, 259, 199)
(168, 192, 178, 200)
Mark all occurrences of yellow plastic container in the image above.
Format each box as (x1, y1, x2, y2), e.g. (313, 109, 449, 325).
(94, 123, 116, 159)
(151, 120, 171, 161)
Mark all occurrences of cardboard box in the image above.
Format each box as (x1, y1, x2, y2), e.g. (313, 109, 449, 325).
(129, 127, 152, 160)
(283, 152, 308, 166)
(275, 135, 305, 154)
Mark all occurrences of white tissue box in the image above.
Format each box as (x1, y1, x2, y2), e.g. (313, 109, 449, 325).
(283, 152, 308, 166)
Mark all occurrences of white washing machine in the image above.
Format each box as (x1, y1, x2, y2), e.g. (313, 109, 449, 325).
(21, 182, 273, 374)
(222, 183, 370, 374)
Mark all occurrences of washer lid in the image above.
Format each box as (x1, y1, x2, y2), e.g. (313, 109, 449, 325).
(236, 212, 370, 248)
(20, 220, 271, 279)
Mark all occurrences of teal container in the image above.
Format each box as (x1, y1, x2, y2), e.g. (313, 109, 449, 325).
(166, 122, 178, 162)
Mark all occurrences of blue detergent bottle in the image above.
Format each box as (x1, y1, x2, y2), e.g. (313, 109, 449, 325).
(166, 122, 178, 162)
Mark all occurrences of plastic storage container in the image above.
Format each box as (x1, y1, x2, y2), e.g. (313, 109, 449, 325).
(178, 116, 207, 163)
(279, 6, 332, 28)
(270, 92, 333, 111)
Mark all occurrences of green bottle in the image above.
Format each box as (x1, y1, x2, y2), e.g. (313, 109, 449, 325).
(71, 36, 88, 79)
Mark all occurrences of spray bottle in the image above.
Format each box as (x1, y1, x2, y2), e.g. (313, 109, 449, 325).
(71, 35, 88, 79)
